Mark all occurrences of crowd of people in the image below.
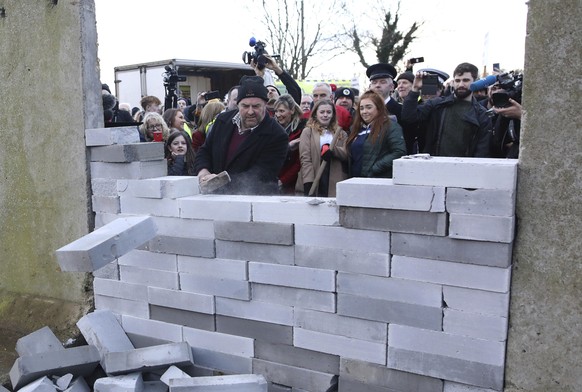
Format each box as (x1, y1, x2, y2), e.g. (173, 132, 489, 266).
(101, 57, 522, 196)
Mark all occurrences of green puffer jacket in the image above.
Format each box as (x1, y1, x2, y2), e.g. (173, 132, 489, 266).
(360, 121, 407, 178)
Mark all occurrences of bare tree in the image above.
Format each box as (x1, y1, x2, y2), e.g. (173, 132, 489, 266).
(257, 0, 348, 80)
(349, 1, 421, 68)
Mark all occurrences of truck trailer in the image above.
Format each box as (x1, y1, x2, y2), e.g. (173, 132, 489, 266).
(113, 59, 255, 109)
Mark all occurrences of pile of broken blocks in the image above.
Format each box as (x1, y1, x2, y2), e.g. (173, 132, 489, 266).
(4, 309, 267, 392)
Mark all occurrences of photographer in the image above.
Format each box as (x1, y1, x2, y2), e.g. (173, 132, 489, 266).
(251, 54, 302, 107)
(490, 89, 522, 159)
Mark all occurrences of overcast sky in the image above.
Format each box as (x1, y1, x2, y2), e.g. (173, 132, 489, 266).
(95, 0, 528, 91)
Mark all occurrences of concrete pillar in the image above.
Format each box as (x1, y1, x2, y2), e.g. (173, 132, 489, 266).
(505, 1, 582, 391)
(0, 0, 100, 347)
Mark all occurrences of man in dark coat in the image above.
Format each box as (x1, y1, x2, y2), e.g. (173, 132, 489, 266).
(401, 62, 492, 157)
(194, 76, 288, 195)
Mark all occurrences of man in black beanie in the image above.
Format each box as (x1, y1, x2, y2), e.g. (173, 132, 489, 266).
(194, 75, 288, 195)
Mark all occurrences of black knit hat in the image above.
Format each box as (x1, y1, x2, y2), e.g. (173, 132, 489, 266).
(396, 72, 415, 84)
(334, 87, 354, 102)
(237, 76, 269, 103)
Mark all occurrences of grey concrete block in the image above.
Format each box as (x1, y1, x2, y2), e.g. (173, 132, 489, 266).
(56, 216, 157, 272)
(153, 216, 214, 239)
(90, 160, 167, 180)
(268, 383, 291, 392)
(168, 374, 267, 391)
(337, 272, 442, 307)
(93, 373, 144, 392)
(294, 327, 386, 364)
(120, 264, 179, 290)
(295, 245, 390, 277)
(183, 326, 254, 358)
(145, 235, 215, 258)
(89, 143, 164, 162)
(449, 213, 515, 243)
(76, 310, 135, 368)
(253, 358, 335, 392)
(216, 240, 294, 265)
(188, 347, 253, 375)
(295, 225, 390, 253)
(104, 342, 194, 375)
(143, 380, 169, 392)
(86, 127, 140, 146)
(54, 374, 74, 390)
(216, 315, 293, 345)
(393, 157, 518, 190)
(120, 196, 180, 217)
(178, 256, 247, 280)
(16, 326, 64, 357)
(336, 177, 446, 212)
(149, 305, 216, 331)
(94, 295, 149, 319)
(339, 357, 443, 392)
(251, 197, 340, 226)
(340, 206, 448, 236)
(251, 283, 335, 313)
(10, 346, 101, 390)
(443, 309, 508, 342)
(391, 233, 513, 268)
(126, 333, 170, 349)
(294, 308, 387, 342)
(179, 196, 252, 222)
(249, 262, 335, 291)
(92, 178, 119, 197)
(121, 315, 183, 344)
(18, 376, 56, 392)
(180, 272, 250, 300)
(337, 294, 442, 331)
(387, 324, 505, 390)
(216, 298, 293, 326)
(93, 260, 120, 280)
(94, 278, 148, 302)
(446, 188, 515, 217)
(338, 378, 394, 392)
(118, 249, 177, 272)
(63, 377, 91, 392)
(148, 286, 214, 314)
(391, 255, 511, 293)
(92, 195, 121, 214)
(443, 286, 510, 317)
(214, 221, 294, 245)
(118, 176, 199, 199)
(254, 341, 339, 375)
(160, 366, 190, 386)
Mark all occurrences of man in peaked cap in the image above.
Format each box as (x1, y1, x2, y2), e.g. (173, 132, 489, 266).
(366, 63, 402, 121)
(194, 75, 288, 195)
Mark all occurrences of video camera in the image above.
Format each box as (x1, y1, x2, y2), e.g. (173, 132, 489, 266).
(163, 65, 187, 86)
(242, 37, 279, 70)
(492, 72, 523, 107)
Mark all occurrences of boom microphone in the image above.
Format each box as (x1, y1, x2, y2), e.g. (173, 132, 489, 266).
(470, 75, 498, 92)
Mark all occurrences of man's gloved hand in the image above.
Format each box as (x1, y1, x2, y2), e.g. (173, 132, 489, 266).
(303, 182, 314, 196)
(321, 144, 333, 162)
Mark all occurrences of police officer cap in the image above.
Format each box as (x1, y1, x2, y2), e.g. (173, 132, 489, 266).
(366, 63, 397, 81)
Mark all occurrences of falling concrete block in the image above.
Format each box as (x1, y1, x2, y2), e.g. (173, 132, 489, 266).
(18, 376, 57, 392)
(89, 143, 164, 162)
(160, 366, 191, 386)
(76, 310, 135, 370)
(63, 377, 91, 392)
(10, 345, 100, 390)
(104, 342, 194, 376)
(16, 326, 64, 357)
(85, 126, 140, 146)
(94, 373, 144, 392)
(56, 216, 157, 272)
(169, 374, 268, 391)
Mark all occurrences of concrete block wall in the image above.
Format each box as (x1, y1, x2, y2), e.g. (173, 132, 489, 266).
(86, 128, 518, 391)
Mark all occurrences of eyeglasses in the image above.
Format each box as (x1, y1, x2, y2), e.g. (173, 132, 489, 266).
(147, 123, 163, 130)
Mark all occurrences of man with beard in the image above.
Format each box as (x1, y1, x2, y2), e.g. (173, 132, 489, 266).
(401, 62, 492, 157)
(194, 75, 288, 195)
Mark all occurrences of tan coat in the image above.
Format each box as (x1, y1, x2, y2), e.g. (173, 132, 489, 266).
(298, 127, 349, 197)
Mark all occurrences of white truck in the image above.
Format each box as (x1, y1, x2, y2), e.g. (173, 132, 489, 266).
(113, 59, 255, 109)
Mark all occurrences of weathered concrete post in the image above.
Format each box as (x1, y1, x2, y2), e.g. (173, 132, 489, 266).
(505, 1, 582, 391)
(0, 0, 100, 361)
